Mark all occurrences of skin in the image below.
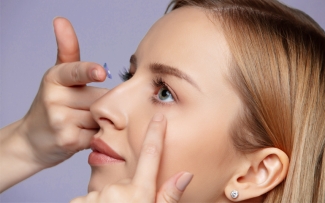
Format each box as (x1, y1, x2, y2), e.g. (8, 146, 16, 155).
(0, 17, 108, 192)
(88, 7, 243, 202)
(1, 7, 289, 203)
(1, 17, 187, 202)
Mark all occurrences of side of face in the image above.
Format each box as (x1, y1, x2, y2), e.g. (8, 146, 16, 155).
(88, 6, 243, 202)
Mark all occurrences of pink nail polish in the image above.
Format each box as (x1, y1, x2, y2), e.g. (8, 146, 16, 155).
(176, 172, 193, 191)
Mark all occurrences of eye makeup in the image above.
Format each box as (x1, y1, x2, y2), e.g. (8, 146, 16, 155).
(119, 68, 177, 106)
(151, 76, 177, 105)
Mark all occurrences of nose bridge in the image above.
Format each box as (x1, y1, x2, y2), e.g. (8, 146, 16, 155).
(90, 79, 143, 130)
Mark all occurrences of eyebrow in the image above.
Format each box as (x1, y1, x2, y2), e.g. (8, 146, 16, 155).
(129, 54, 200, 91)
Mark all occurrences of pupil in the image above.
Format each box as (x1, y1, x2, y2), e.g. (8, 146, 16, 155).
(159, 88, 170, 100)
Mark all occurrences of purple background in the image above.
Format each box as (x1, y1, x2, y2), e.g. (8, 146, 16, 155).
(1, 0, 324, 202)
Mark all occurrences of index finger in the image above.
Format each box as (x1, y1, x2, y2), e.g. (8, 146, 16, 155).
(53, 17, 80, 65)
(47, 62, 106, 86)
(132, 113, 167, 189)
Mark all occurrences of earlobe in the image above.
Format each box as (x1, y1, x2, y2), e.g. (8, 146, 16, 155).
(224, 148, 289, 201)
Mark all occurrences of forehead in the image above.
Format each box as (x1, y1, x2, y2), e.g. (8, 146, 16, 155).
(135, 6, 231, 92)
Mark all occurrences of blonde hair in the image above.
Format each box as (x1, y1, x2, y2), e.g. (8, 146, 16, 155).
(167, 0, 325, 202)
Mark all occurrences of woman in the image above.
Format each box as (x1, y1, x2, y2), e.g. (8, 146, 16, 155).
(73, 0, 325, 202)
(1, 0, 324, 202)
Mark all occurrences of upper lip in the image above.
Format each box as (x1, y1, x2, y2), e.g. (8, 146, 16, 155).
(90, 138, 125, 161)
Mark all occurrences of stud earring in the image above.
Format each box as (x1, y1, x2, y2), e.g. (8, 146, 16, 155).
(230, 190, 239, 199)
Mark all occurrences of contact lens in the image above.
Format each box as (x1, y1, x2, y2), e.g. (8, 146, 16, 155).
(103, 63, 112, 79)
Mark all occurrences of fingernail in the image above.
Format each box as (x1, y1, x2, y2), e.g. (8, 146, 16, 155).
(176, 172, 193, 191)
(152, 113, 164, 121)
(91, 69, 99, 81)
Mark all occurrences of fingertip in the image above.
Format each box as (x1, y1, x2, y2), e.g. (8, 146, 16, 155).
(157, 172, 193, 202)
(176, 172, 193, 192)
(152, 113, 164, 122)
(52, 16, 67, 28)
(52, 16, 61, 24)
(90, 66, 106, 82)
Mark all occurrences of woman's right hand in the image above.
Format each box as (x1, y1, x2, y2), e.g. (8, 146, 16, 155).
(0, 17, 108, 192)
(21, 17, 109, 167)
(22, 17, 109, 167)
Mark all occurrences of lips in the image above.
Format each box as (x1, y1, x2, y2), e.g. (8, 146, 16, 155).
(88, 138, 125, 165)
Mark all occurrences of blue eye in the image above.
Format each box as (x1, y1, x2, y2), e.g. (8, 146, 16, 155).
(152, 77, 176, 105)
(157, 87, 174, 102)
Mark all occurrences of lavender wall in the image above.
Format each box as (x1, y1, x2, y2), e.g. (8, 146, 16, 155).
(1, 0, 324, 202)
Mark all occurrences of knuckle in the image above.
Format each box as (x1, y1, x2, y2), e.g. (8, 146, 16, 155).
(141, 143, 160, 157)
(104, 184, 122, 195)
(42, 91, 58, 108)
(47, 109, 66, 131)
(71, 63, 82, 83)
(42, 67, 55, 83)
(162, 191, 179, 203)
(57, 133, 79, 148)
(43, 64, 63, 84)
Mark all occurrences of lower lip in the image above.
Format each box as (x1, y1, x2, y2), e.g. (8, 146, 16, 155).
(88, 151, 125, 165)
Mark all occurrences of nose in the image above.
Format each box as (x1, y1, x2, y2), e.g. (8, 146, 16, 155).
(90, 79, 143, 131)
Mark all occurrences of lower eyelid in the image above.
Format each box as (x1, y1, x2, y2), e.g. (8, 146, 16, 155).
(150, 96, 175, 106)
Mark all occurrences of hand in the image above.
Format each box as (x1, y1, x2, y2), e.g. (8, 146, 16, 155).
(20, 17, 108, 167)
(0, 17, 109, 192)
(71, 113, 193, 203)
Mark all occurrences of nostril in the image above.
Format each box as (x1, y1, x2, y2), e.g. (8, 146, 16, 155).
(99, 117, 114, 125)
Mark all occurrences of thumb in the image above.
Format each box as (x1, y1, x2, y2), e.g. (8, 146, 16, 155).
(156, 172, 193, 203)
(53, 17, 80, 65)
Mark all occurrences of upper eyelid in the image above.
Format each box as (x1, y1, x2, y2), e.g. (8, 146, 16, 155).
(152, 76, 179, 102)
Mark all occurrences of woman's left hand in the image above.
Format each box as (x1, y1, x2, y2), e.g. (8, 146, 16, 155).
(70, 113, 193, 203)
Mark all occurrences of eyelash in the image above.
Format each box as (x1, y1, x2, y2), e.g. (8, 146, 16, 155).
(119, 69, 177, 105)
(119, 68, 133, 81)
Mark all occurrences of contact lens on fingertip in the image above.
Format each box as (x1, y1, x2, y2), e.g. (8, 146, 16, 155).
(103, 63, 112, 79)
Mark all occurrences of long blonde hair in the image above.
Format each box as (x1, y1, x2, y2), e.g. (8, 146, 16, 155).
(167, 0, 325, 202)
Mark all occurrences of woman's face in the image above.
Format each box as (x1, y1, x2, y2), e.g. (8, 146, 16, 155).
(89, 6, 243, 202)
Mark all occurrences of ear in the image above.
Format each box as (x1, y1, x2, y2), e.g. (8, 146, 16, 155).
(224, 148, 289, 201)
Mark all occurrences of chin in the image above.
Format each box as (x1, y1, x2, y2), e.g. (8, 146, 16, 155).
(87, 166, 132, 193)
(87, 170, 111, 192)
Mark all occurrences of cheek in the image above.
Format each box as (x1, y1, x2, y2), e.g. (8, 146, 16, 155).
(157, 115, 237, 201)
(127, 104, 157, 159)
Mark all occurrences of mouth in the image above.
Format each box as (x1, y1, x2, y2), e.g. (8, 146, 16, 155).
(88, 138, 125, 165)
